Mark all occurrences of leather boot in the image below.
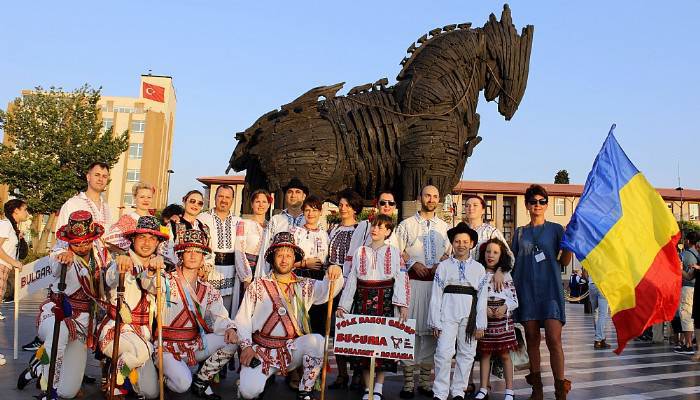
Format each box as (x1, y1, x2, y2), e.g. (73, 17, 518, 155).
(554, 378, 571, 400)
(525, 372, 543, 400)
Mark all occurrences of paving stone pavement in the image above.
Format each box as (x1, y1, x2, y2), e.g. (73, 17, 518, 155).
(2, 296, 699, 399)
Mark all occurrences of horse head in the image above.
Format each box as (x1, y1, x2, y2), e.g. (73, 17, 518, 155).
(481, 4, 534, 120)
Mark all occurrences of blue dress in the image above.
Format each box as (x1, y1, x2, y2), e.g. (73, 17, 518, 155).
(512, 221, 566, 325)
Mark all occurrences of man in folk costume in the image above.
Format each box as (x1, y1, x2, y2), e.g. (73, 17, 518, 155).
(197, 184, 242, 315)
(429, 222, 488, 400)
(98, 216, 168, 398)
(140, 229, 239, 400)
(17, 211, 109, 399)
(236, 232, 343, 400)
(256, 177, 308, 277)
(394, 185, 451, 398)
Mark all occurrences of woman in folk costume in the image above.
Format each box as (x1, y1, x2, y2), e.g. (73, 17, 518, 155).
(474, 239, 518, 400)
(327, 189, 363, 390)
(103, 182, 156, 251)
(162, 190, 211, 266)
(235, 232, 343, 400)
(98, 215, 168, 398)
(346, 191, 400, 262)
(236, 189, 272, 296)
(140, 229, 239, 400)
(337, 214, 410, 400)
(17, 211, 109, 400)
(429, 222, 488, 400)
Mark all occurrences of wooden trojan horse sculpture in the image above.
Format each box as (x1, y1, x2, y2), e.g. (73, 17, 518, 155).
(227, 4, 534, 212)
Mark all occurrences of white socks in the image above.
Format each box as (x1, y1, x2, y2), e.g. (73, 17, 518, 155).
(504, 388, 515, 398)
(364, 383, 384, 400)
(474, 388, 489, 399)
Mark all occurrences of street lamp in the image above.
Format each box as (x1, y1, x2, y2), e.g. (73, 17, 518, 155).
(676, 186, 684, 222)
(166, 169, 174, 205)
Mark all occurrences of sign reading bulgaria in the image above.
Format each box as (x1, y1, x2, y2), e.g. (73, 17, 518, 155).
(333, 314, 416, 361)
(16, 256, 53, 300)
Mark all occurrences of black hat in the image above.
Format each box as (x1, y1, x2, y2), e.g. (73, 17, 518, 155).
(282, 177, 309, 195)
(264, 232, 305, 265)
(447, 222, 478, 248)
(124, 215, 169, 241)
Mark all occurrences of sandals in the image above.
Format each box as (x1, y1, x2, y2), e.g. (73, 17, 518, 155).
(474, 389, 489, 400)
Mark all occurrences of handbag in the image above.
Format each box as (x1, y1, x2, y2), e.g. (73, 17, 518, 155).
(511, 323, 530, 370)
(17, 237, 29, 260)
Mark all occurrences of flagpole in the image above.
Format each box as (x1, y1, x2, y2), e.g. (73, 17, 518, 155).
(13, 267, 20, 359)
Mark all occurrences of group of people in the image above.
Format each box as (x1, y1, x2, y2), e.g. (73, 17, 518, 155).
(2, 160, 577, 400)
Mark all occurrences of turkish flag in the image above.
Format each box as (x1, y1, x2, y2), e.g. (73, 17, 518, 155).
(142, 82, 165, 102)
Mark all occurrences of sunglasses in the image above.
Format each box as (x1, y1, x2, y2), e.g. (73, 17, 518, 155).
(188, 199, 204, 206)
(378, 200, 396, 207)
(527, 199, 548, 206)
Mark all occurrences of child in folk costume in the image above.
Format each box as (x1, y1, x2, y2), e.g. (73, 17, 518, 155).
(474, 238, 518, 400)
(429, 222, 488, 400)
(337, 214, 410, 400)
(235, 232, 343, 400)
(140, 229, 239, 400)
(17, 211, 109, 400)
(98, 216, 168, 398)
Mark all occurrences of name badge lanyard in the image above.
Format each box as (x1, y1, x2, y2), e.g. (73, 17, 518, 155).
(530, 222, 547, 263)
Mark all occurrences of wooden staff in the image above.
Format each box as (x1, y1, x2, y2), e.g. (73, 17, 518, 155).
(320, 279, 336, 400)
(155, 262, 165, 400)
(46, 262, 68, 400)
(107, 271, 126, 400)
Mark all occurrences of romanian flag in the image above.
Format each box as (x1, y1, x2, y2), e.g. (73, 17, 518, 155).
(561, 125, 681, 354)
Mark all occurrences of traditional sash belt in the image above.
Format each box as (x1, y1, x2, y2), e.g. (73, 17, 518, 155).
(252, 332, 293, 349)
(245, 253, 258, 267)
(408, 268, 436, 281)
(106, 304, 149, 326)
(161, 326, 199, 342)
(214, 252, 235, 266)
(443, 285, 479, 342)
(358, 279, 394, 289)
(50, 291, 91, 314)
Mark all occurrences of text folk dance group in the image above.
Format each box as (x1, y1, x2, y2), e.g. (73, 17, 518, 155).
(14, 162, 574, 400)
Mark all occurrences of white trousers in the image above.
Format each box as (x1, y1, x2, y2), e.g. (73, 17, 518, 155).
(101, 330, 157, 398)
(37, 312, 87, 399)
(238, 334, 325, 399)
(163, 333, 235, 393)
(432, 318, 478, 400)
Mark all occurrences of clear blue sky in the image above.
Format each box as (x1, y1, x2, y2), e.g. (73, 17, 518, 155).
(2, 1, 698, 201)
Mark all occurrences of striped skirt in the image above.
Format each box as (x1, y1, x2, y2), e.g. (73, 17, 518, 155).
(477, 299, 518, 355)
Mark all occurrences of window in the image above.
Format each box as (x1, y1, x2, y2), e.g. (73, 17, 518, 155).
(126, 169, 140, 182)
(129, 143, 143, 159)
(503, 203, 513, 222)
(502, 226, 512, 243)
(554, 197, 566, 216)
(690, 203, 699, 221)
(103, 118, 113, 131)
(131, 120, 145, 133)
(485, 199, 494, 222)
(123, 193, 134, 206)
(114, 106, 136, 113)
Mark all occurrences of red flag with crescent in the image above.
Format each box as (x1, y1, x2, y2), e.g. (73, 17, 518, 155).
(142, 82, 165, 102)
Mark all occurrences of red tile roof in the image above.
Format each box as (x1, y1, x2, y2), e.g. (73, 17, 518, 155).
(197, 176, 700, 202)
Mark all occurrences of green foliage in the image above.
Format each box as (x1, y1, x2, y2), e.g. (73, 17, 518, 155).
(554, 169, 570, 184)
(0, 85, 129, 214)
(679, 220, 700, 235)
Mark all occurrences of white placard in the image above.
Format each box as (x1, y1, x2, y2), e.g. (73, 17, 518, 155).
(333, 314, 416, 361)
(15, 256, 53, 300)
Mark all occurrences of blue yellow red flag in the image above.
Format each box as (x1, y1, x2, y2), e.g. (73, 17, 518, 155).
(561, 125, 681, 354)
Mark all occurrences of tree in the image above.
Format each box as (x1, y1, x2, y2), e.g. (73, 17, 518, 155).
(554, 169, 570, 184)
(0, 85, 129, 251)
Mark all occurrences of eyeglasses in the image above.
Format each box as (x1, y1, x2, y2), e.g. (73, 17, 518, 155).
(188, 199, 204, 206)
(378, 200, 396, 207)
(527, 199, 548, 206)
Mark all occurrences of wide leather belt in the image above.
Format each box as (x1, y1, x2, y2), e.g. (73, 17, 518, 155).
(214, 252, 235, 265)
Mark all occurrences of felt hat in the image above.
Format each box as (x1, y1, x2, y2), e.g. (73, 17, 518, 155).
(124, 215, 169, 241)
(447, 222, 478, 248)
(264, 231, 305, 265)
(56, 210, 105, 244)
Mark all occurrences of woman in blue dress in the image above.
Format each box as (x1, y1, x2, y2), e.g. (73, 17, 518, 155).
(512, 184, 572, 400)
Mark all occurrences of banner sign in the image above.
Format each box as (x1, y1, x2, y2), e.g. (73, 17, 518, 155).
(16, 256, 53, 300)
(333, 314, 416, 361)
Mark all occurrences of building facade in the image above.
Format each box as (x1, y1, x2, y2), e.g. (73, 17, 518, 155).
(2, 75, 176, 219)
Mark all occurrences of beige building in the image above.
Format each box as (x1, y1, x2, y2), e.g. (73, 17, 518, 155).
(2, 75, 176, 219)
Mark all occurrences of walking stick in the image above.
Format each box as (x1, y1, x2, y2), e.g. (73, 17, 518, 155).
(320, 279, 336, 400)
(155, 262, 165, 400)
(108, 271, 126, 400)
(46, 262, 68, 400)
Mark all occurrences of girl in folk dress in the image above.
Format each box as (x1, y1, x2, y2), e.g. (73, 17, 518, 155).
(337, 214, 409, 400)
(235, 189, 271, 292)
(474, 238, 518, 400)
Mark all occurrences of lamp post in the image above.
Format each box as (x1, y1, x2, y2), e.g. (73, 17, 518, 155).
(676, 186, 684, 222)
(166, 169, 174, 205)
